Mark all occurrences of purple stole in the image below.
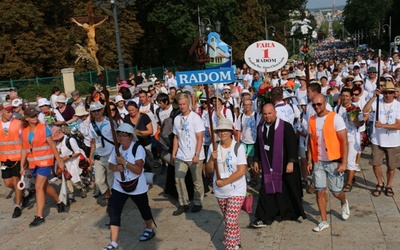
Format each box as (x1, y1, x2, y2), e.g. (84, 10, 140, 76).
(257, 118, 285, 194)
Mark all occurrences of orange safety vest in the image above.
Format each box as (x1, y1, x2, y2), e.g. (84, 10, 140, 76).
(309, 112, 342, 163)
(22, 124, 54, 169)
(0, 119, 22, 162)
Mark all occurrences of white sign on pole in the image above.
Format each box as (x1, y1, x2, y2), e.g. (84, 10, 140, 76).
(244, 40, 288, 72)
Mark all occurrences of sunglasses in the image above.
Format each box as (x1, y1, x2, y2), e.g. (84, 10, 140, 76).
(155, 83, 160, 85)
(353, 84, 362, 87)
(281, 74, 287, 76)
(312, 103, 324, 108)
(110, 108, 116, 111)
(223, 91, 231, 94)
(353, 93, 360, 96)
(383, 92, 395, 95)
(200, 101, 207, 104)
(91, 109, 102, 113)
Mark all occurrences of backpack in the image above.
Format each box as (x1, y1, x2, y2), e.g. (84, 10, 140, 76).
(65, 136, 90, 169)
(225, 97, 236, 122)
(156, 107, 181, 152)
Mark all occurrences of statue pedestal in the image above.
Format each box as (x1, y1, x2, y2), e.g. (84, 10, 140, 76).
(61, 68, 76, 97)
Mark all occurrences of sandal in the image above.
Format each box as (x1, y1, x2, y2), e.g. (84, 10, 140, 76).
(385, 187, 394, 197)
(343, 184, 352, 192)
(372, 183, 384, 197)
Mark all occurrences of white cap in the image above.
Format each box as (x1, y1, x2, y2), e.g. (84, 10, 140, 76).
(89, 102, 104, 111)
(37, 98, 51, 107)
(114, 95, 124, 103)
(12, 98, 23, 107)
(56, 95, 67, 103)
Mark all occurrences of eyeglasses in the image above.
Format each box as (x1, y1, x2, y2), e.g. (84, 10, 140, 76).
(312, 103, 324, 108)
(116, 133, 130, 138)
(149, 88, 155, 91)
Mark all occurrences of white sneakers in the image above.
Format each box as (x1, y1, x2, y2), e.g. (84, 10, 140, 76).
(314, 199, 350, 232)
(341, 199, 350, 220)
(313, 221, 330, 232)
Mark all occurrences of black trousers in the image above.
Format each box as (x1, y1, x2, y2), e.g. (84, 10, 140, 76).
(109, 189, 153, 227)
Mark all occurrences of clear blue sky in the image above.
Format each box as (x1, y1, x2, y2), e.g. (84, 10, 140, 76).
(307, 0, 346, 9)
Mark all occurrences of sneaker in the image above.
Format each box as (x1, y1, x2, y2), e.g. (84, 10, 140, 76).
(172, 205, 189, 216)
(57, 202, 65, 213)
(22, 191, 35, 208)
(29, 216, 45, 228)
(12, 206, 22, 218)
(341, 199, 350, 220)
(80, 188, 87, 199)
(250, 219, 267, 228)
(191, 205, 202, 213)
(102, 244, 118, 250)
(139, 230, 156, 241)
(313, 221, 329, 232)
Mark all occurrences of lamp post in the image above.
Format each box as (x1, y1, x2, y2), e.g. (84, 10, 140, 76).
(97, 0, 128, 80)
(382, 16, 392, 53)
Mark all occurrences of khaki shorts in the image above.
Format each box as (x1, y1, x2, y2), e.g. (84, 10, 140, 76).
(370, 144, 400, 170)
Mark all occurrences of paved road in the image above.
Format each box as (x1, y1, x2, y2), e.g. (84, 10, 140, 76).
(1, 146, 400, 250)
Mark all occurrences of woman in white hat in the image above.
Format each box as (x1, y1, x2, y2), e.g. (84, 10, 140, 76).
(206, 118, 247, 250)
(104, 123, 155, 249)
(55, 95, 75, 122)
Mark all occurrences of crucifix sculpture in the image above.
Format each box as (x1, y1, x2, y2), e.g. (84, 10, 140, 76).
(71, 3, 108, 75)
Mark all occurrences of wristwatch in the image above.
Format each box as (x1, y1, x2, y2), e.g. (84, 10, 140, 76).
(123, 161, 128, 168)
(194, 153, 200, 157)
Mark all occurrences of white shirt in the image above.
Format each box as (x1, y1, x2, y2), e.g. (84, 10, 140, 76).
(315, 113, 346, 161)
(235, 112, 261, 144)
(56, 135, 82, 183)
(108, 141, 148, 195)
(207, 142, 247, 198)
(38, 109, 64, 125)
(78, 117, 92, 148)
(117, 107, 128, 119)
(173, 112, 205, 161)
(306, 101, 333, 121)
(156, 105, 173, 125)
(89, 118, 115, 156)
(370, 99, 400, 147)
(295, 88, 307, 104)
(364, 77, 377, 99)
(275, 101, 295, 125)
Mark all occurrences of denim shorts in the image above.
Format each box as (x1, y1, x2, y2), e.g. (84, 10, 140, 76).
(313, 161, 344, 193)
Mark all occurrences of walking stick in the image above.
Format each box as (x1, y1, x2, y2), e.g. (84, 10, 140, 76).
(375, 49, 381, 122)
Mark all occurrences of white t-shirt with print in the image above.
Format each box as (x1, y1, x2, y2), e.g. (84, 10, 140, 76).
(156, 104, 172, 125)
(315, 113, 346, 161)
(235, 112, 261, 144)
(207, 142, 247, 198)
(173, 111, 205, 161)
(108, 141, 148, 195)
(370, 99, 400, 147)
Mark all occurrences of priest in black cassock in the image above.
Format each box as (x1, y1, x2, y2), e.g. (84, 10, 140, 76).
(250, 103, 306, 228)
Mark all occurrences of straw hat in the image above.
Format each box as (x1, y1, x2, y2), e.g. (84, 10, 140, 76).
(74, 106, 89, 116)
(382, 82, 396, 92)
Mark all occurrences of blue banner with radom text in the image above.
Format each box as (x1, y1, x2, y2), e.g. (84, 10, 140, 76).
(176, 67, 235, 86)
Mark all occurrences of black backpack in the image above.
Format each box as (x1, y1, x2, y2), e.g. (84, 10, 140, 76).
(65, 135, 90, 169)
